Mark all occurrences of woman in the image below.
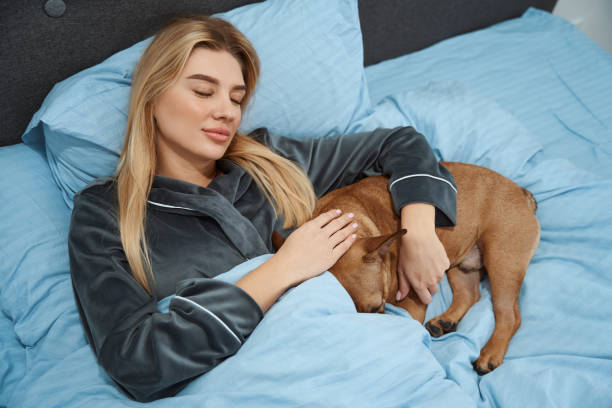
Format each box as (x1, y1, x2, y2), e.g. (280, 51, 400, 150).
(68, 15, 457, 402)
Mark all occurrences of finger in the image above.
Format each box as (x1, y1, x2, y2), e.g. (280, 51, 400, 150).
(415, 286, 433, 305)
(331, 230, 357, 257)
(397, 269, 410, 301)
(330, 220, 358, 247)
(322, 212, 355, 235)
(312, 209, 343, 228)
(428, 283, 439, 296)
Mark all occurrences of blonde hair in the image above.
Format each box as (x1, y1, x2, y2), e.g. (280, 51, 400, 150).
(114, 15, 316, 294)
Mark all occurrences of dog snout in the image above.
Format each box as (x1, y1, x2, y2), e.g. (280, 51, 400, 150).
(369, 303, 385, 314)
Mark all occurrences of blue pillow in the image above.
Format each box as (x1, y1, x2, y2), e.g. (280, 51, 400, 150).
(350, 80, 543, 183)
(22, 0, 370, 209)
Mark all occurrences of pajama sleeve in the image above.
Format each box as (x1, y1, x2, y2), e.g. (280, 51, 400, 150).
(250, 126, 457, 226)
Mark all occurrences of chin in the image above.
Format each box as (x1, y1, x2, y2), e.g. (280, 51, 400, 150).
(199, 145, 229, 161)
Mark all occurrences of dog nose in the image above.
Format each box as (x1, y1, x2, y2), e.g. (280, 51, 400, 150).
(369, 303, 385, 313)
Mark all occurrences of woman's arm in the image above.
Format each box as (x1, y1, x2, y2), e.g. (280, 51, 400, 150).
(237, 209, 358, 312)
(69, 188, 264, 402)
(70, 188, 358, 402)
(250, 126, 457, 304)
(249, 126, 457, 227)
(397, 203, 450, 304)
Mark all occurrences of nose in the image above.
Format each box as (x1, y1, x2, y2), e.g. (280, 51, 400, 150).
(211, 95, 238, 123)
(369, 303, 385, 314)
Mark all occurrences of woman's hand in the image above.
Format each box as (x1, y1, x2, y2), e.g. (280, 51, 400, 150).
(396, 203, 449, 305)
(275, 209, 359, 285)
(237, 209, 358, 313)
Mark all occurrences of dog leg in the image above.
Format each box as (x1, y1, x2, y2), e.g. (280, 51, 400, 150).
(396, 290, 427, 323)
(472, 214, 539, 375)
(425, 266, 481, 337)
(472, 252, 527, 374)
(472, 271, 523, 375)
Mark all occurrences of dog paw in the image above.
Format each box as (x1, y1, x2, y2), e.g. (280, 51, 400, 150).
(425, 318, 458, 337)
(472, 361, 490, 375)
(425, 321, 443, 337)
(439, 319, 458, 333)
(472, 354, 501, 376)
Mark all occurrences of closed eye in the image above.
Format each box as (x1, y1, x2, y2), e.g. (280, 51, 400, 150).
(194, 91, 242, 105)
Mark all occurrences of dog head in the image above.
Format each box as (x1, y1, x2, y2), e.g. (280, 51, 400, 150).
(329, 229, 406, 313)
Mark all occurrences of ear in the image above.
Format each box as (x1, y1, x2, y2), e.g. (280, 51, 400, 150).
(362, 229, 407, 262)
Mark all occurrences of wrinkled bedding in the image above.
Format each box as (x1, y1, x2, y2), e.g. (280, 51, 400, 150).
(364, 8, 612, 178)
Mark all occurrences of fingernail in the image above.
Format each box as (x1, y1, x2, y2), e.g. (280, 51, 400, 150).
(352, 223, 358, 228)
(396, 291, 401, 301)
(336, 209, 342, 214)
(351, 234, 356, 239)
(348, 213, 354, 218)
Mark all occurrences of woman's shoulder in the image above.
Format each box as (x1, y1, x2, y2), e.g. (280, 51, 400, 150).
(73, 175, 118, 208)
(69, 176, 120, 239)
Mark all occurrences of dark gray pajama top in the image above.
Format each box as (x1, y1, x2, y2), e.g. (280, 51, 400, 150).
(68, 126, 457, 402)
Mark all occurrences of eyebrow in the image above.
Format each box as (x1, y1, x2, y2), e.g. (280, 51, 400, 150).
(186, 73, 246, 91)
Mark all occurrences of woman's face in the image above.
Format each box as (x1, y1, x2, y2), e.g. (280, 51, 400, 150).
(153, 48, 246, 174)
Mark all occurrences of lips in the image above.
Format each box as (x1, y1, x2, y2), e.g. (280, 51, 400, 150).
(202, 127, 231, 143)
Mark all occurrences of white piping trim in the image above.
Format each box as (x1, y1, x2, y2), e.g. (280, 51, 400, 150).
(147, 200, 195, 211)
(390, 174, 457, 193)
(174, 296, 242, 345)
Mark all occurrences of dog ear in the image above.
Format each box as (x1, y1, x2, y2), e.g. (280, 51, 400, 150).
(363, 229, 407, 262)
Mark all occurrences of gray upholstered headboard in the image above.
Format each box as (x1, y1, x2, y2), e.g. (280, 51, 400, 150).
(0, 0, 557, 147)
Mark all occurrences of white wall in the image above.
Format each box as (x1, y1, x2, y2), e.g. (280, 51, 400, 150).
(553, 0, 612, 54)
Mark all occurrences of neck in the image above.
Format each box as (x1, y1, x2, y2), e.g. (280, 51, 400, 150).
(156, 159, 219, 188)
(155, 134, 221, 187)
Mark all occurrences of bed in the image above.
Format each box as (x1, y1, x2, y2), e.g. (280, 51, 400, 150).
(2, 0, 612, 406)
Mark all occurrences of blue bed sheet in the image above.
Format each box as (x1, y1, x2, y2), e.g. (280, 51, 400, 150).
(364, 8, 612, 178)
(0, 312, 25, 407)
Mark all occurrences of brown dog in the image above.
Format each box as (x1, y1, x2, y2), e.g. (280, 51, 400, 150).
(277, 162, 540, 375)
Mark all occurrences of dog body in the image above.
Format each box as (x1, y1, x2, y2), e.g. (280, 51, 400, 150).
(314, 162, 540, 374)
